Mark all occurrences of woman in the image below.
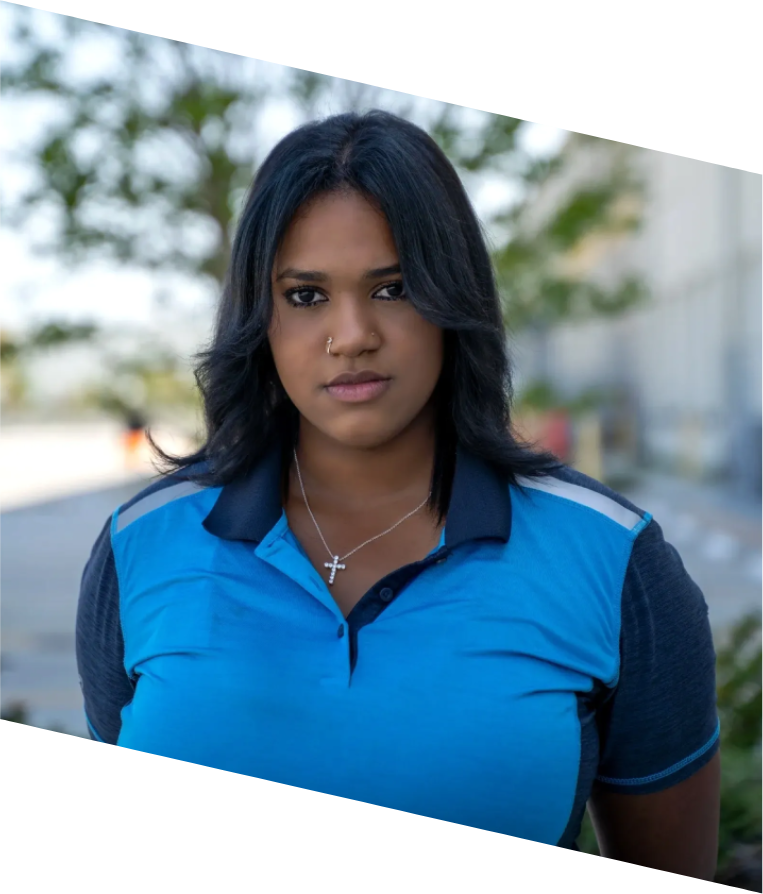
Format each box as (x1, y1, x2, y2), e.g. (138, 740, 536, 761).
(121, 407, 148, 471)
(76, 110, 720, 876)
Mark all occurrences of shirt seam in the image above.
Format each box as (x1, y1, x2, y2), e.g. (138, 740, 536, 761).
(605, 515, 658, 692)
(110, 510, 134, 687)
(113, 484, 211, 538)
(595, 719, 721, 786)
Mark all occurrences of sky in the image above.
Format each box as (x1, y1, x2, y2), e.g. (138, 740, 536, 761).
(0, 6, 568, 339)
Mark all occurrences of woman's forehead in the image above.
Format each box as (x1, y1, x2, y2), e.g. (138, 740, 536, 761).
(275, 191, 398, 273)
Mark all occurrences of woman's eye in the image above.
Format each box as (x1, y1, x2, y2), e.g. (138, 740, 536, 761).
(374, 281, 406, 301)
(284, 281, 405, 307)
(284, 288, 326, 309)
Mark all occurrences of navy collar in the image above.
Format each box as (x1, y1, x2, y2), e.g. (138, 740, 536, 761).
(203, 439, 512, 549)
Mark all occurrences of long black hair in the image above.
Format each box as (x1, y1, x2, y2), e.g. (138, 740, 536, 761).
(153, 109, 560, 522)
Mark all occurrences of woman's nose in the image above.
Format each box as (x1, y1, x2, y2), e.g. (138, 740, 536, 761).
(326, 298, 379, 357)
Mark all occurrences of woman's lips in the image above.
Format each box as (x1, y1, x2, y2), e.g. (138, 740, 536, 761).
(325, 378, 391, 402)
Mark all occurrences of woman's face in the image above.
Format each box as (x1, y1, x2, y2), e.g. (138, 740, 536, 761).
(268, 190, 444, 450)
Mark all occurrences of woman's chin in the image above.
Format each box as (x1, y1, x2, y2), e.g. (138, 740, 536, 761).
(329, 429, 396, 451)
(316, 417, 407, 451)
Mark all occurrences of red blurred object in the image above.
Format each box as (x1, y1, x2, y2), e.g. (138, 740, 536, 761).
(122, 429, 147, 469)
(514, 408, 572, 463)
(543, 409, 572, 462)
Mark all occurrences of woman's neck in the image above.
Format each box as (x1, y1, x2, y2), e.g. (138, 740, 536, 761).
(290, 412, 437, 514)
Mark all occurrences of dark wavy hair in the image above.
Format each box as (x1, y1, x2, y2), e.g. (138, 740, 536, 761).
(153, 109, 560, 522)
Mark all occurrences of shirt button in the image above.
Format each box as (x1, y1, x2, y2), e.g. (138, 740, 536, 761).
(337, 625, 345, 638)
(379, 587, 394, 603)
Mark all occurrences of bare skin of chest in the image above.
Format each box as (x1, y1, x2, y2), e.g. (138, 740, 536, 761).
(285, 500, 443, 617)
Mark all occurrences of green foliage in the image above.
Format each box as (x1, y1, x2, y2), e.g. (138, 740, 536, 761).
(493, 158, 646, 329)
(27, 319, 98, 349)
(0, 331, 21, 363)
(0, 318, 98, 411)
(0, 700, 77, 736)
(715, 611, 762, 879)
(74, 342, 203, 418)
(0, 701, 29, 724)
(718, 746, 762, 872)
(515, 378, 612, 416)
(577, 810, 600, 857)
(0, 660, 27, 725)
(547, 183, 636, 249)
(717, 612, 762, 753)
(427, 105, 524, 173)
(3, 9, 270, 284)
(0, 330, 31, 407)
(515, 380, 562, 412)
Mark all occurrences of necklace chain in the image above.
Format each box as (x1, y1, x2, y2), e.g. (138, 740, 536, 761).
(292, 447, 431, 570)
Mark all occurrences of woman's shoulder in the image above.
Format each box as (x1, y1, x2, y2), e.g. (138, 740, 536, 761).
(111, 459, 215, 536)
(510, 464, 702, 612)
(511, 464, 651, 540)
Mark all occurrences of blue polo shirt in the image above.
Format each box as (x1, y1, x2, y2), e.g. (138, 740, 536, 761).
(76, 441, 719, 848)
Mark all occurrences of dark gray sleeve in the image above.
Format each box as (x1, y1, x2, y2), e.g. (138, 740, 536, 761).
(75, 516, 135, 745)
(595, 517, 720, 794)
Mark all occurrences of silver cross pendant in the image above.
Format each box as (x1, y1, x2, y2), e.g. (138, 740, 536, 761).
(324, 555, 346, 585)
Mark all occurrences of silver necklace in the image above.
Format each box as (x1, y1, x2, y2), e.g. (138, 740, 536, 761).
(292, 448, 431, 585)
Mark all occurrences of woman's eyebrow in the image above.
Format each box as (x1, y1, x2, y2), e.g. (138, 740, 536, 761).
(363, 264, 401, 280)
(275, 264, 401, 283)
(275, 268, 328, 283)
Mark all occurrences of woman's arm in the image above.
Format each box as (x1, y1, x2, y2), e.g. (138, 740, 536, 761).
(587, 513, 721, 877)
(589, 751, 721, 880)
(76, 515, 135, 744)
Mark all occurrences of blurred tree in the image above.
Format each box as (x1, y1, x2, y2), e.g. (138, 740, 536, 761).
(0, 330, 22, 364)
(715, 611, 762, 887)
(0, 319, 98, 410)
(492, 138, 646, 331)
(2, 8, 272, 288)
(77, 346, 202, 419)
(26, 319, 98, 348)
(717, 612, 762, 752)
(0, 329, 30, 408)
(3, 6, 646, 334)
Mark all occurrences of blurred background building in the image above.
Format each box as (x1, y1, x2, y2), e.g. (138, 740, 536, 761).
(516, 134, 762, 499)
